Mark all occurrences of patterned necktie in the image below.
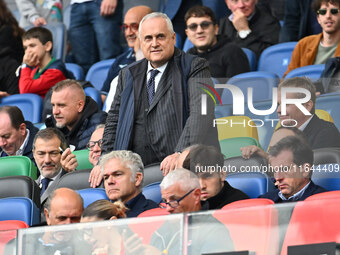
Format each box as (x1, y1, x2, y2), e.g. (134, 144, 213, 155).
(40, 178, 51, 196)
(147, 69, 160, 105)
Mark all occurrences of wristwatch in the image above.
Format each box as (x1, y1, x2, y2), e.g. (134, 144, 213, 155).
(238, 29, 251, 39)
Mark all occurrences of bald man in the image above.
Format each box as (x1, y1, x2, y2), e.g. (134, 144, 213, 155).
(46, 79, 107, 150)
(101, 6, 153, 95)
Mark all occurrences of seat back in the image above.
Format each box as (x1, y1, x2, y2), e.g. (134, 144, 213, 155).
(0, 156, 37, 180)
(84, 87, 102, 109)
(77, 188, 109, 208)
(72, 150, 93, 171)
(258, 42, 298, 78)
(280, 199, 340, 255)
(285, 64, 325, 81)
(222, 198, 274, 209)
(56, 169, 102, 190)
(220, 137, 259, 159)
(143, 163, 163, 188)
(311, 163, 340, 191)
(142, 182, 162, 204)
(222, 71, 279, 103)
(305, 190, 340, 201)
(214, 202, 279, 254)
(316, 93, 340, 130)
(224, 155, 268, 175)
(85, 58, 116, 91)
(313, 147, 340, 165)
(0, 197, 40, 226)
(216, 116, 259, 142)
(0, 176, 40, 209)
(65, 63, 85, 80)
(0, 94, 43, 123)
(182, 37, 194, 52)
(242, 48, 257, 71)
(0, 220, 29, 255)
(226, 172, 274, 198)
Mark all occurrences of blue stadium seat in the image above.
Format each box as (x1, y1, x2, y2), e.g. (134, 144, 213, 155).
(202, 0, 229, 19)
(85, 58, 116, 91)
(63, 5, 71, 29)
(175, 32, 183, 49)
(242, 48, 257, 71)
(258, 42, 298, 78)
(226, 172, 275, 198)
(0, 94, 43, 123)
(285, 64, 325, 81)
(65, 63, 85, 80)
(311, 163, 340, 191)
(143, 163, 163, 188)
(142, 182, 161, 204)
(77, 188, 109, 208)
(182, 37, 194, 52)
(316, 92, 340, 131)
(222, 71, 279, 104)
(84, 87, 102, 109)
(0, 197, 40, 226)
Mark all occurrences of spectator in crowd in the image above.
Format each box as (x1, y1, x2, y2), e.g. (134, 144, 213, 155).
(277, 77, 340, 149)
(100, 150, 158, 217)
(219, 0, 280, 59)
(283, 0, 340, 77)
(15, 0, 62, 28)
(279, 0, 322, 42)
(0, 106, 39, 161)
(152, 168, 234, 254)
(33, 128, 68, 205)
(46, 79, 107, 150)
(21, 188, 85, 255)
(259, 136, 327, 202)
(185, 5, 250, 81)
(68, 0, 123, 73)
(0, 0, 24, 97)
(159, 0, 202, 48)
(181, 145, 249, 209)
(18, 27, 72, 98)
(61, 124, 104, 172)
(93, 12, 218, 187)
(101, 5, 153, 99)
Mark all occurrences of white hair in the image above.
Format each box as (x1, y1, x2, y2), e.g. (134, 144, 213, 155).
(160, 168, 200, 191)
(138, 12, 174, 39)
(100, 151, 144, 184)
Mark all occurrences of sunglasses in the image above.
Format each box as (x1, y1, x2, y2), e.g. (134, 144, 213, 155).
(317, 8, 340, 15)
(187, 21, 213, 32)
(120, 23, 139, 32)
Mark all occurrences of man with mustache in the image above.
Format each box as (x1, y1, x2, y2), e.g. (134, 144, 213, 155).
(33, 128, 68, 207)
(283, 0, 340, 77)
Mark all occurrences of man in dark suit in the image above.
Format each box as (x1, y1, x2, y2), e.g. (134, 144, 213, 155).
(0, 106, 39, 161)
(33, 128, 68, 207)
(100, 150, 158, 217)
(277, 77, 340, 149)
(260, 136, 327, 202)
(90, 12, 218, 186)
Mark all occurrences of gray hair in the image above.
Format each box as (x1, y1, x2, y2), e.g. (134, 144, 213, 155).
(100, 150, 144, 184)
(139, 12, 174, 39)
(160, 168, 200, 191)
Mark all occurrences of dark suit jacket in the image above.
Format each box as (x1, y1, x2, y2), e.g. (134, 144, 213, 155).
(303, 115, 340, 149)
(102, 48, 219, 164)
(125, 192, 158, 218)
(259, 181, 327, 203)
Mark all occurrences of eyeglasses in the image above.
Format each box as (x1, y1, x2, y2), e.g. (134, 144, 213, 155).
(317, 8, 340, 15)
(187, 21, 213, 32)
(159, 189, 194, 209)
(86, 139, 102, 151)
(121, 23, 139, 32)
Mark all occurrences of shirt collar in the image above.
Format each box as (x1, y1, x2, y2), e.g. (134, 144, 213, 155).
(147, 61, 168, 74)
(298, 115, 314, 131)
(16, 129, 30, 156)
(278, 181, 311, 201)
(125, 192, 142, 208)
(40, 169, 62, 188)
